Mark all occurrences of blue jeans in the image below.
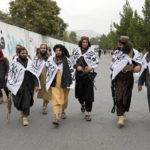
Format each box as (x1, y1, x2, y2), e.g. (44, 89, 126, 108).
(147, 87, 150, 112)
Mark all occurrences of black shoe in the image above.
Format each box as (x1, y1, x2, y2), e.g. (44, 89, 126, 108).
(85, 115, 92, 121)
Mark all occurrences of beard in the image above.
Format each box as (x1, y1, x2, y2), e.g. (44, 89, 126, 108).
(117, 47, 121, 50)
(81, 47, 88, 53)
(122, 45, 131, 54)
(19, 56, 27, 60)
(82, 46, 88, 50)
(56, 54, 62, 60)
(40, 51, 47, 57)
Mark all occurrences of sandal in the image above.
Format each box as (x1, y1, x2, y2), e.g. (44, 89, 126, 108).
(42, 106, 48, 115)
(52, 119, 59, 126)
(61, 112, 67, 119)
(81, 104, 85, 113)
(42, 101, 48, 115)
(85, 115, 92, 121)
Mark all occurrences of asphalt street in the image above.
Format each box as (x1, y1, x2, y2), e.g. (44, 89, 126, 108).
(0, 53, 150, 150)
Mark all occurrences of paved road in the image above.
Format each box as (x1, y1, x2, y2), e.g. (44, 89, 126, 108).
(0, 54, 150, 150)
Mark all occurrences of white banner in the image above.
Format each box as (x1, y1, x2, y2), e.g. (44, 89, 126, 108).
(46, 57, 75, 91)
(7, 58, 40, 95)
(26, 56, 46, 78)
(46, 57, 58, 91)
(110, 49, 142, 80)
(7, 61, 25, 95)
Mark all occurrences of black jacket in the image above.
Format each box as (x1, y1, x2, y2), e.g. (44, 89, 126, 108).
(138, 68, 150, 88)
(0, 59, 9, 88)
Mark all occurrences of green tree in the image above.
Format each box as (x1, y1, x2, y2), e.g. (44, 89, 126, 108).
(141, 0, 150, 50)
(0, 10, 10, 22)
(113, 0, 144, 51)
(98, 0, 150, 51)
(69, 31, 77, 44)
(114, 0, 133, 36)
(99, 34, 109, 49)
(62, 31, 69, 42)
(127, 11, 144, 51)
(90, 37, 100, 45)
(99, 31, 118, 50)
(8, 0, 67, 37)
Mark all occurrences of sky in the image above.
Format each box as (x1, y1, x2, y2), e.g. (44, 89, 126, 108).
(0, 0, 145, 35)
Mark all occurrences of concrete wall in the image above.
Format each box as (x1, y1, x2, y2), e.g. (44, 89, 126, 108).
(0, 21, 78, 60)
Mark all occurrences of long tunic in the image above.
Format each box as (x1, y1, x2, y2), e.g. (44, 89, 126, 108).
(115, 71, 134, 115)
(45, 55, 73, 115)
(72, 47, 99, 103)
(114, 50, 139, 115)
(75, 72, 94, 102)
(51, 69, 69, 105)
(13, 58, 39, 111)
(37, 53, 51, 101)
(37, 67, 51, 101)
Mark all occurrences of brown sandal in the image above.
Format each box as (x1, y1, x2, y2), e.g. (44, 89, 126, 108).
(61, 112, 67, 119)
(52, 119, 59, 126)
(42, 106, 48, 115)
(42, 101, 48, 115)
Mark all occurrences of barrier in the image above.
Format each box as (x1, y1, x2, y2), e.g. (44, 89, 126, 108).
(0, 21, 77, 60)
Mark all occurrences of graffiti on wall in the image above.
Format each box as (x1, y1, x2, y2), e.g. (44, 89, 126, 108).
(0, 30, 5, 49)
(7, 34, 24, 55)
(0, 22, 77, 59)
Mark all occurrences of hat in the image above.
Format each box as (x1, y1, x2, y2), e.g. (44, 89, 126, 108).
(118, 36, 129, 45)
(81, 36, 89, 41)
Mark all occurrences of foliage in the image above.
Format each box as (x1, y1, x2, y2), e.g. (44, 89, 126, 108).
(4, 0, 67, 38)
(99, 0, 150, 52)
(69, 31, 77, 44)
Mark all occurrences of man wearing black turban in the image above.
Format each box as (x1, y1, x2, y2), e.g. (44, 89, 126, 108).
(49, 44, 73, 126)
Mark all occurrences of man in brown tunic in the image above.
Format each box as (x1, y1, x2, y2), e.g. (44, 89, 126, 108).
(37, 44, 51, 114)
(111, 36, 141, 127)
